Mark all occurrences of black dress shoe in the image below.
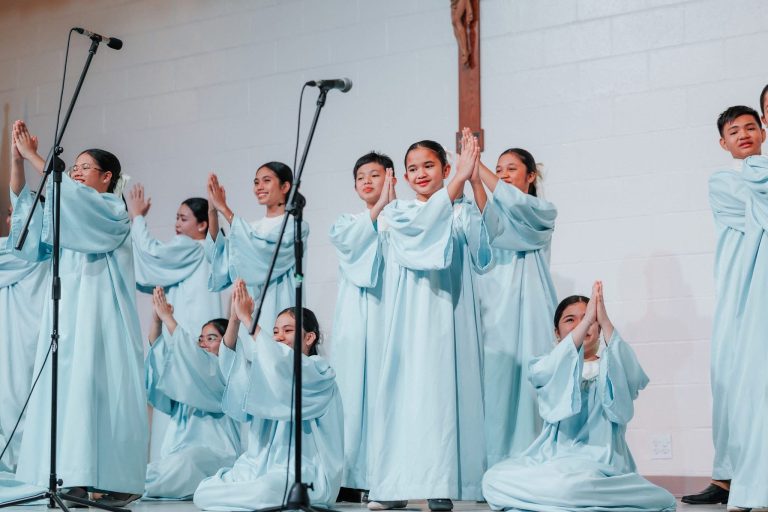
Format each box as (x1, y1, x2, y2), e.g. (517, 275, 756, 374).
(681, 483, 730, 504)
(427, 499, 453, 511)
(336, 487, 369, 503)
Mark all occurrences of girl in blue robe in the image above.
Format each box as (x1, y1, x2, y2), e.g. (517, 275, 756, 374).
(4, 120, 148, 506)
(368, 133, 496, 511)
(482, 282, 676, 512)
(126, 184, 223, 335)
(125, 185, 224, 462)
(205, 162, 308, 332)
(475, 146, 558, 467)
(726, 154, 768, 510)
(143, 287, 241, 500)
(329, 152, 396, 495)
(194, 280, 343, 511)
(0, 208, 48, 489)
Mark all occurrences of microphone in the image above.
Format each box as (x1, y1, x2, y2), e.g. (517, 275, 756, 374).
(305, 78, 352, 93)
(74, 27, 123, 50)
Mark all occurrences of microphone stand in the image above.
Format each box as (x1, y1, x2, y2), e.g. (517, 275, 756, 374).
(0, 36, 130, 512)
(247, 86, 338, 512)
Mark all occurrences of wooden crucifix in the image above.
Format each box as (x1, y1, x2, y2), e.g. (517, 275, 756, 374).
(451, 0, 483, 152)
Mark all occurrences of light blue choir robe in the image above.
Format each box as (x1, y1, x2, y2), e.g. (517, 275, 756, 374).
(144, 326, 241, 499)
(132, 215, 223, 334)
(482, 331, 676, 512)
(0, 235, 49, 500)
(727, 155, 768, 509)
(328, 211, 385, 490)
(707, 159, 747, 481)
(7, 175, 148, 495)
(206, 215, 308, 332)
(369, 189, 496, 501)
(0, 236, 47, 472)
(193, 333, 344, 511)
(478, 181, 558, 467)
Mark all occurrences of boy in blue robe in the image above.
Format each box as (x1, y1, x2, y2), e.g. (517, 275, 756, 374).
(329, 152, 396, 501)
(683, 105, 765, 508)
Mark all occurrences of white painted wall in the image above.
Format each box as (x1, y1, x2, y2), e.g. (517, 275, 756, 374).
(1, 0, 766, 477)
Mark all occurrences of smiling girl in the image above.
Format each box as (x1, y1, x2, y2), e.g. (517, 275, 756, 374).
(473, 136, 558, 467)
(5, 120, 147, 506)
(367, 132, 496, 511)
(193, 280, 343, 510)
(205, 162, 308, 332)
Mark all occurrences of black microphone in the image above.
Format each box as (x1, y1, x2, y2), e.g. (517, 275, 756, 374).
(74, 27, 123, 50)
(305, 78, 352, 92)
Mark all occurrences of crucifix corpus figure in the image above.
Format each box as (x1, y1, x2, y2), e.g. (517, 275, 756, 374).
(451, 0, 483, 151)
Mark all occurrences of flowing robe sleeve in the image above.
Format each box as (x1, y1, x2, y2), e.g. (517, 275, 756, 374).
(598, 330, 649, 425)
(11, 175, 129, 259)
(329, 213, 382, 288)
(228, 216, 308, 286)
(528, 337, 583, 423)
(146, 326, 227, 414)
(241, 333, 336, 421)
(0, 236, 45, 287)
(380, 189, 453, 270)
(205, 230, 233, 292)
(484, 180, 557, 252)
(131, 215, 204, 290)
(9, 186, 49, 262)
(455, 197, 496, 273)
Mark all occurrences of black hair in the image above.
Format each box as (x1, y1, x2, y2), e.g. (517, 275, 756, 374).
(181, 197, 208, 224)
(717, 105, 762, 136)
(203, 318, 229, 336)
(404, 140, 448, 169)
(79, 148, 121, 193)
(353, 151, 394, 180)
(257, 161, 293, 201)
(554, 295, 589, 330)
(499, 148, 539, 197)
(760, 84, 768, 115)
(276, 306, 321, 356)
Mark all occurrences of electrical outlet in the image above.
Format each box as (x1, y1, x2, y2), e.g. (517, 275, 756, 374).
(651, 433, 673, 460)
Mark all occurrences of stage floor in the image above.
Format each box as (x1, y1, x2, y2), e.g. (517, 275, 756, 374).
(0, 499, 726, 511)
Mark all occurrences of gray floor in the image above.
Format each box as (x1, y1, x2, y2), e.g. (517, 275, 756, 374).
(0, 499, 728, 512)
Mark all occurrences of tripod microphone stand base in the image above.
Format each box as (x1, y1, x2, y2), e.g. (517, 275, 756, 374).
(253, 482, 340, 512)
(0, 489, 128, 512)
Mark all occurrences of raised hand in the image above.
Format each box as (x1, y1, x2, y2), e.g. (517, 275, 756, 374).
(370, 167, 396, 220)
(152, 286, 176, 329)
(584, 281, 599, 326)
(12, 121, 39, 161)
(126, 183, 152, 219)
(232, 279, 255, 325)
(455, 127, 478, 182)
(207, 173, 228, 212)
(595, 281, 614, 342)
(208, 172, 234, 224)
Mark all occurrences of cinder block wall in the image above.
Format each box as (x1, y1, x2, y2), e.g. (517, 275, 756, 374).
(1, 0, 766, 477)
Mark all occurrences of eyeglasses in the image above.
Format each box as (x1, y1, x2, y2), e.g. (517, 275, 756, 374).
(197, 334, 222, 346)
(68, 163, 104, 176)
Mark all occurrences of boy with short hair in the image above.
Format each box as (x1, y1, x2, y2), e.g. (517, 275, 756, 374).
(329, 151, 396, 503)
(683, 106, 765, 510)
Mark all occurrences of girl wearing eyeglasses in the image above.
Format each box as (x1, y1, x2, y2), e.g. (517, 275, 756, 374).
(143, 287, 241, 500)
(4, 120, 147, 507)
